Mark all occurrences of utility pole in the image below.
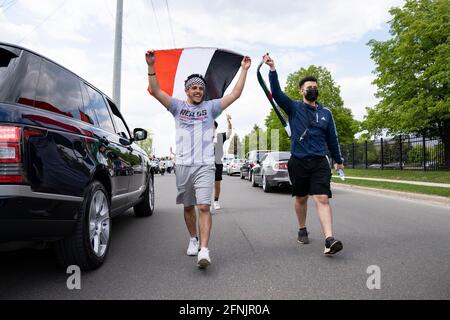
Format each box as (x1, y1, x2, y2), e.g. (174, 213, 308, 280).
(113, 0, 123, 109)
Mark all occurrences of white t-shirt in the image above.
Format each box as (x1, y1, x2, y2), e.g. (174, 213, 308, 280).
(169, 98, 222, 166)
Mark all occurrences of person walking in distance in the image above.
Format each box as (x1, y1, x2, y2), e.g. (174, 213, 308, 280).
(146, 50, 251, 268)
(263, 54, 344, 255)
(213, 113, 233, 210)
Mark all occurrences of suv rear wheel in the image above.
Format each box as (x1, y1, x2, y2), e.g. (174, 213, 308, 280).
(134, 175, 155, 217)
(55, 181, 111, 270)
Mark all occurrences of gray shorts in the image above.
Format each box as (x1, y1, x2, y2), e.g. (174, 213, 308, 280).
(175, 164, 215, 207)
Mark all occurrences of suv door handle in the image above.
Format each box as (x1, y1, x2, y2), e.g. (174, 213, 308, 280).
(100, 136, 110, 146)
(127, 146, 133, 152)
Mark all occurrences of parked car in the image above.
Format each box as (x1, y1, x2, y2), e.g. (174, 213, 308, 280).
(0, 43, 155, 270)
(425, 161, 438, 169)
(226, 158, 244, 176)
(250, 152, 291, 192)
(222, 153, 235, 172)
(384, 162, 406, 169)
(240, 150, 272, 181)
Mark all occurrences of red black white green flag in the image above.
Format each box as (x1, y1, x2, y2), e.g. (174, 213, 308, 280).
(148, 47, 243, 101)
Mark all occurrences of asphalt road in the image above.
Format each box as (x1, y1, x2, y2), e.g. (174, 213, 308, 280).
(1, 173, 449, 300)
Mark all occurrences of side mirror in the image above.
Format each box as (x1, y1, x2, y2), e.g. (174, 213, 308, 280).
(133, 128, 148, 141)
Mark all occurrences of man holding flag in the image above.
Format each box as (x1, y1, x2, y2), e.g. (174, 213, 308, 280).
(146, 49, 251, 268)
(263, 54, 344, 255)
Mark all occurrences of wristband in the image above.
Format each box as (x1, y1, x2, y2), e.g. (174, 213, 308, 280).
(148, 72, 156, 76)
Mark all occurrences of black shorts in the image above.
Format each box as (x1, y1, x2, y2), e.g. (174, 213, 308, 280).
(288, 156, 332, 198)
(215, 164, 223, 181)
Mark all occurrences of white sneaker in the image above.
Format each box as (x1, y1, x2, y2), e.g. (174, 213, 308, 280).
(213, 201, 221, 210)
(186, 237, 199, 256)
(197, 248, 211, 269)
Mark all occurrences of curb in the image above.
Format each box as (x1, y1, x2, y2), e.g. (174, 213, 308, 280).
(331, 182, 450, 207)
(332, 175, 450, 188)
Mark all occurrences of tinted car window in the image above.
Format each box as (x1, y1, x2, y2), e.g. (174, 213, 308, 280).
(16, 53, 41, 107)
(81, 83, 115, 132)
(112, 114, 130, 139)
(106, 99, 130, 140)
(0, 47, 19, 88)
(79, 82, 98, 125)
(0, 49, 41, 105)
(35, 60, 83, 120)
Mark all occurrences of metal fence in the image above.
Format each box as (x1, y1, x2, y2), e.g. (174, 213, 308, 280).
(338, 134, 450, 171)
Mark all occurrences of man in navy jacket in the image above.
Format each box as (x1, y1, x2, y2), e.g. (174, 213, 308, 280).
(263, 54, 344, 255)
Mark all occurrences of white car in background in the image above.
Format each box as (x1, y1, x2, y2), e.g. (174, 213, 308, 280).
(222, 154, 235, 172)
(227, 159, 244, 176)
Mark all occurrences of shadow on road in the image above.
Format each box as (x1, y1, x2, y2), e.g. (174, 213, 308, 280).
(0, 210, 141, 299)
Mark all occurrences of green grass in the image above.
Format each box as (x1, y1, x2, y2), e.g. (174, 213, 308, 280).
(331, 177, 450, 198)
(341, 168, 450, 184)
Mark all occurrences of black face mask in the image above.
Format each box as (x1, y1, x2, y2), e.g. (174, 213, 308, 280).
(305, 88, 319, 102)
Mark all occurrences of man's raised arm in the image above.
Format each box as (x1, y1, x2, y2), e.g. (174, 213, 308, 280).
(220, 56, 252, 111)
(225, 113, 232, 139)
(146, 50, 172, 110)
(263, 54, 294, 115)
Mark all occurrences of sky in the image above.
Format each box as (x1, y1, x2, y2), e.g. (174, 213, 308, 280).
(1, 0, 405, 156)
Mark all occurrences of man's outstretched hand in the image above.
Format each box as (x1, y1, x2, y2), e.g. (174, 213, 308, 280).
(241, 56, 252, 70)
(263, 53, 275, 70)
(145, 50, 156, 66)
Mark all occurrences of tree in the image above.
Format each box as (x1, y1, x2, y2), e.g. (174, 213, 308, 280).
(228, 133, 244, 158)
(242, 124, 267, 155)
(264, 109, 291, 151)
(284, 65, 359, 144)
(365, 0, 450, 165)
(136, 129, 153, 156)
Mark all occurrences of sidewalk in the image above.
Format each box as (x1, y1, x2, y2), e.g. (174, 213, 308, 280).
(331, 183, 450, 207)
(332, 175, 450, 188)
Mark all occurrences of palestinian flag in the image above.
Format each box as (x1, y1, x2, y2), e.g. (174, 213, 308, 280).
(256, 60, 291, 138)
(148, 47, 243, 100)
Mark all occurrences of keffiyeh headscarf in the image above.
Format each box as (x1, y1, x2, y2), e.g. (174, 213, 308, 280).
(184, 76, 206, 90)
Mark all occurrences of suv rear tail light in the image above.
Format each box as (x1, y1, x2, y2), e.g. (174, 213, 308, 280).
(0, 126, 23, 183)
(0, 143, 20, 162)
(0, 126, 20, 142)
(0, 126, 20, 163)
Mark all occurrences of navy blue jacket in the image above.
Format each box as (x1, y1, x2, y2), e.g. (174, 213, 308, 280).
(269, 70, 343, 164)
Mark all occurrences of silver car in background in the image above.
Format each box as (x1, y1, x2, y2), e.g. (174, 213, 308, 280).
(221, 154, 234, 173)
(251, 151, 291, 192)
(226, 158, 244, 176)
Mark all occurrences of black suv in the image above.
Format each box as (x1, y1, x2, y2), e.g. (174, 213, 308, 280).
(0, 43, 155, 270)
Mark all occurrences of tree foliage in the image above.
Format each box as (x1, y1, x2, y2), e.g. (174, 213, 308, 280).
(136, 129, 153, 156)
(365, 0, 450, 138)
(241, 124, 268, 155)
(228, 133, 244, 158)
(284, 65, 358, 144)
(264, 109, 291, 151)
